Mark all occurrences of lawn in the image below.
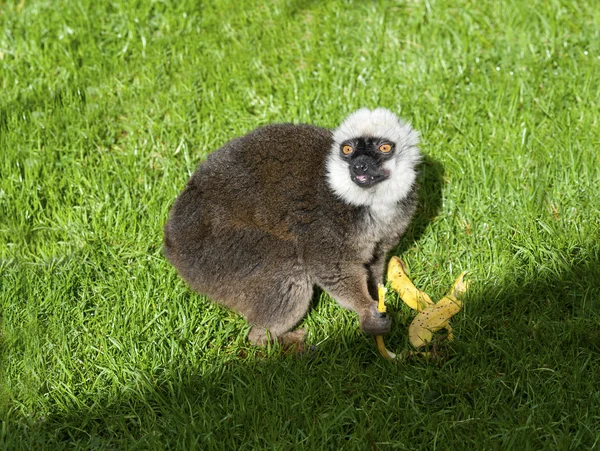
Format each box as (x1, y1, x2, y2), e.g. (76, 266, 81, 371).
(1, 0, 599, 448)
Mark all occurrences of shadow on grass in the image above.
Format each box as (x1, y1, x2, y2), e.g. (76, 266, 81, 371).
(395, 154, 445, 255)
(463, 242, 600, 352)
(4, 248, 599, 449)
(1, 334, 407, 448)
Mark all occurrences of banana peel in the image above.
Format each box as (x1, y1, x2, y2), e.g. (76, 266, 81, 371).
(378, 257, 468, 357)
(387, 257, 434, 311)
(405, 270, 468, 348)
(375, 285, 396, 360)
(407, 293, 462, 348)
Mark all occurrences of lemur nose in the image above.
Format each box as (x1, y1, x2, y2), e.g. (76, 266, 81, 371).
(353, 162, 369, 174)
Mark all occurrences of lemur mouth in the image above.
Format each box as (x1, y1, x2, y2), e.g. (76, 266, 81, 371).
(351, 172, 388, 187)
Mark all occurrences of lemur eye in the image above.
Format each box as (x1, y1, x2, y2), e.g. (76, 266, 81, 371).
(342, 145, 354, 155)
(379, 144, 392, 153)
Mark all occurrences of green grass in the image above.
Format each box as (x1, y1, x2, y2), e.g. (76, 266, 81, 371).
(1, 0, 599, 448)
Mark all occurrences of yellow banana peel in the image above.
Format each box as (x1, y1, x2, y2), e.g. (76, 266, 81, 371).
(381, 258, 468, 355)
(407, 294, 462, 348)
(407, 271, 467, 348)
(375, 285, 396, 360)
(387, 256, 433, 311)
(449, 270, 469, 298)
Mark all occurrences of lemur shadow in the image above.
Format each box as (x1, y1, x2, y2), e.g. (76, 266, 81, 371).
(393, 154, 445, 256)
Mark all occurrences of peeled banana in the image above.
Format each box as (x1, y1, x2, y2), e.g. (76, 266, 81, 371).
(386, 256, 433, 311)
(385, 257, 468, 352)
(406, 271, 467, 348)
(375, 285, 397, 360)
(407, 293, 462, 348)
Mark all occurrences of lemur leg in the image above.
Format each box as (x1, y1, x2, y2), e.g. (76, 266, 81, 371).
(244, 275, 313, 346)
(248, 328, 307, 346)
(313, 265, 391, 335)
(365, 251, 387, 301)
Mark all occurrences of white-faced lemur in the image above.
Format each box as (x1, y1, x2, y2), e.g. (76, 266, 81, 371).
(164, 108, 421, 345)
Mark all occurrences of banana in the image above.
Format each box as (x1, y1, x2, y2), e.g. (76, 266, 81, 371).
(375, 284, 396, 360)
(407, 271, 467, 348)
(449, 270, 469, 298)
(387, 256, 433, 311)
(408, 294, 462, 348)
(374, 262, 468, 359)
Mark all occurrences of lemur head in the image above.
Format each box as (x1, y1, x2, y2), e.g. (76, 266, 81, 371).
(326, 108, 421, 208)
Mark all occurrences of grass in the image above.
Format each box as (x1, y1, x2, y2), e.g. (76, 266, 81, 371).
(1, 0, 599, 448)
